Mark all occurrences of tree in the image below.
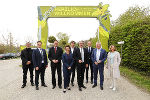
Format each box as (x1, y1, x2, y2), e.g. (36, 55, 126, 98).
(48, 36, 56, 43)
(1, 32, 19, 53)
(0, 44, 5, 54)
(114, 6, 149, 26)
(56, 32, 70, 48)
(109, 6, 150, 75)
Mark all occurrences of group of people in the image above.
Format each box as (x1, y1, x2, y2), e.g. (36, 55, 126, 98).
(21, 40, 121, 93)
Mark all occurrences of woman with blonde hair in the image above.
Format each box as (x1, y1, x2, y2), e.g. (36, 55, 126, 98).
(107, 45, 121, 91)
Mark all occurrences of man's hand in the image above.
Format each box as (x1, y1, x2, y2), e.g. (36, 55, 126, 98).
(26, 61, 31, 65)
(55, 60, 58, 63)
(98, 60, 102, 64)
(86, 64, 88, 68)
(45, 65, 48, 68)
(94, 61, 98, 65)
(52, 60, 56, 63)
(36, 67, 39, 70)
(79, 60, 82, 63)
(68, 67, 71, 70)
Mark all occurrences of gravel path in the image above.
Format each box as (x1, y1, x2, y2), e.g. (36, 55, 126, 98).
(0, 59, 150, 100)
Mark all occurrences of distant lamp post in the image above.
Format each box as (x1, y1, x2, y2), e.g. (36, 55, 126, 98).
(117, 41, 124, 59)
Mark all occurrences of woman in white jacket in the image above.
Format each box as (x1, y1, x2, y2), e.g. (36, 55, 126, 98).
(107, 45, 121, 91)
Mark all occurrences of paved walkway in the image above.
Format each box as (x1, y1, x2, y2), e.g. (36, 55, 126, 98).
(0, 59, 150, 100)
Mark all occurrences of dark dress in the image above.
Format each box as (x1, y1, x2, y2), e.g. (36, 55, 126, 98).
(62, 53, 74, 89)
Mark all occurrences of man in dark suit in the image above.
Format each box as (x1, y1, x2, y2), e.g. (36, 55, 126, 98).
(48, 40, 63, 89)
(21, 42, 34, 88)
(70, 41, 77, 86)
(75, 41, 88, 91)
(85, 41, 94, 84)
(91, 42, 107, 90)
(32, 41, 48, 90)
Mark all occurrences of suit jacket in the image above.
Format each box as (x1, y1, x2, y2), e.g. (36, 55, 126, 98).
(86, 47, 94, 61)
(21, 48, 33, 67)
(71, 47, 77, 63)
(48, 46, 63, 63)
(62, 53, 74, 72)
(74, 47, 88, 64)
(91, 48, 107, 67)
(32, 48, 48, 68)
(107, 51, 121, 78)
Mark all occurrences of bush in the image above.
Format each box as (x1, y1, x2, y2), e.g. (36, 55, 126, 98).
(109, 18, 150, 75)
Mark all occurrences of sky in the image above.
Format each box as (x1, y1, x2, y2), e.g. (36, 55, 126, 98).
(0, 0, 149, 45)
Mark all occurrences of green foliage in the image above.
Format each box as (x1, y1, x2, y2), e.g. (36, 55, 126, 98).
(0, 44, 5, 54)
(48, 36, 56, 43)
(114, 6, 149, 26)
(110, 6, 150, 74)
(89, 32, 99, 48)
(56, 32, 70, 48)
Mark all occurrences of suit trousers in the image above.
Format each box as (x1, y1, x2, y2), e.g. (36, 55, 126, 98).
(35, 64, 46, 87)
(77, 63, 85, 88)
(93, 64, 104, 86)
(51, 62, 62, 86)
(22, 64, 34, 85)
(85, 59, 93, 82)
(71, 62, 76, 83)
(63, 69, 71, 89)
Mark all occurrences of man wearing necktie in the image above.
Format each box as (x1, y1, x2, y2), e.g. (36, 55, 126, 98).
(91, 42, 107, 90)
(32, 41, 48, 90)
(75, 41, 88, 91)
(70, 41, 77, 86)
(48, 40, 63, 89)
(85, 41, 94, 84)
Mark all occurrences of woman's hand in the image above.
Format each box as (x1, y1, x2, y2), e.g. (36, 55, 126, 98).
(68, 67, 71, 70)
(94, 61, 98, 65)
(106, 66, 108, 69)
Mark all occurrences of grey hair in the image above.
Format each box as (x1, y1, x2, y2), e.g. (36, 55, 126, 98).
(79, 40, 84, 43)
(96, 42, 101, 45)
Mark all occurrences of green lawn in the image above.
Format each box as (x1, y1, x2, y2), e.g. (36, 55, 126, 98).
(120, 66, 150, 93)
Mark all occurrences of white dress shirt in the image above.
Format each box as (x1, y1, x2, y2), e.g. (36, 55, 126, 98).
(71, 47, 74, 53)
(80, 48, 84, 62)
(96, 48, 101, 62)
(38, 48, 44, 63)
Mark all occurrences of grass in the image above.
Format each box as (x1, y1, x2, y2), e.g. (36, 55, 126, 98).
(120, 66, 150, 93)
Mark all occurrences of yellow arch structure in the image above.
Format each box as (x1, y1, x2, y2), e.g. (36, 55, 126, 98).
(38, 3, 110, 51)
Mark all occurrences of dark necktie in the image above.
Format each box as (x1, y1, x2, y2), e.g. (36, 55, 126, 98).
(54, 47, 56, 54)
(88, 47, 91, 53)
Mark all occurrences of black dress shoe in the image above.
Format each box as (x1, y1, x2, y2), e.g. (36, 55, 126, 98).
(21, 84, 26, 88)
(42, 84, 47, 87)
(100, 86, 103, 90)
(82, 85, 87, 89)
(79, 87, 82, 91)
(59, 85, 62, 89)
(31, 83, 34, 86)
(36, 87, 39, 90)
(71, 82, 74, 86)
(92, 84, 97, 88)
(52, 86, 56, 89)
(67, 87, 71, 90)
(63, 89, 66, 93)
